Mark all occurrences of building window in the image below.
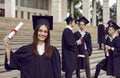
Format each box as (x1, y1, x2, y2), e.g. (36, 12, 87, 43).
(21, 11, 24, 18)
(30, 0, 37, 8)
(20, 0, 48, 10)
(27, 12, 30, 19)
(21, 0, 29, 7)
(15, 10, 17, 18)
(44, 0, 48, 10)
(0, 0, 4, 3)
(0, 8, 4, 17)
(39, 13, 42, 16)
(16, 0, 18, 6)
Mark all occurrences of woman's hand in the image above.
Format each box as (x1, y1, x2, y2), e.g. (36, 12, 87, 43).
(3, 36, 11, 47)
(3, 36, 11, 61)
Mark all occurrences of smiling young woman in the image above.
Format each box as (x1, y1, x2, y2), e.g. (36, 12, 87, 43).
(3, 16, 61, 78)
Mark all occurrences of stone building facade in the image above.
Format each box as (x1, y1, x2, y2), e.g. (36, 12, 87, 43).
(0, 0, 68, 22)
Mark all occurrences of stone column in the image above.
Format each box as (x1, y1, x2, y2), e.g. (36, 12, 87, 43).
(103, 0, 109, 26)
(92, 0, 96, 26)
(5, 0, 15, 18)
(61, 0, 67, 21)
(51, 0, 61, 22)
(24, 11, 27, 20)
(17, 0, 21, 18)
(51, 0, 67, 22)
(116, 0, 120, 26)
(82, 0, 90, 25)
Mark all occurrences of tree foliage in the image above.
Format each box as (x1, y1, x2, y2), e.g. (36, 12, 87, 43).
(74, 0, 82, 20)
(110, 3, 116, 22)
(96, 0, 103, 19)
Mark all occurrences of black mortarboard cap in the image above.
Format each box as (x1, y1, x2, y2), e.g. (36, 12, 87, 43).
(32, 16, 53, 30)
(64, 15, 74, 24)
(107, 20, 114, 26)
(109, 22, 120, 30)
(77, 16, 89, 25)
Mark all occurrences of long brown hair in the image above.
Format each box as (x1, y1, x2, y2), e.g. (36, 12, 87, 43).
(32, 25, 52, 58)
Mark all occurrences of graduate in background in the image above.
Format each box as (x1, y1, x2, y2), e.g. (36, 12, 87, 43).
(74, 16, 92, 78)
(94, 21, 117, 78)
(97, 18, 105, 50)
(105, 20, 114, 36)
(94, 22, 120, 78)
(3, 16, 61, 78)
(62, 15, 81, 78)
(105, 23, 120, 78)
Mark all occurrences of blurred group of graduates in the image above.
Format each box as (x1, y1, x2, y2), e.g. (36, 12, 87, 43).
(96, 18, 120, 78)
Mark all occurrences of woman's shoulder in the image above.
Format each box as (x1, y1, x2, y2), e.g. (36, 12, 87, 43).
(19, 44, 32, 49)
(51, 45, 58, 51)
(15, 44, 33, 54)
(51, 45, 59, 54)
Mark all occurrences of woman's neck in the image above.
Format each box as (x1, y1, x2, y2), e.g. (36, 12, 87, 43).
(38, 41, 45, 45)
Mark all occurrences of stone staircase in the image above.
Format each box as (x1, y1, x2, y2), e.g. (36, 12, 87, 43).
(0, 17, 108, 78)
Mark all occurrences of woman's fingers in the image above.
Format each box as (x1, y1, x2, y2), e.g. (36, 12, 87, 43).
(3, 36, 11, 46)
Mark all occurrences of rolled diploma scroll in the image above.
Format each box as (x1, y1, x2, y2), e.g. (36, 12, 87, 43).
(78, 55, 85, 58)
(106, 50, 109, 56)
(8, 22, 23, 39)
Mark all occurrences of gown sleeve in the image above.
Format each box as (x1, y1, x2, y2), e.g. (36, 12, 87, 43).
(112, 37, 120, 57)
(51, 46, 61, 78)
(85, 32, 92, 56)
(5, 45, 32, 70)
(64, 29, 77, 48)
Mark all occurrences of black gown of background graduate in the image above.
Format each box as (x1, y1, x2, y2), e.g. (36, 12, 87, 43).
(74, 31, 92, 69)
(62, 27, 78, 72)
(5, 44, 61, 78)
(105, 36, 120, 76)
(97, 23, 105, 44)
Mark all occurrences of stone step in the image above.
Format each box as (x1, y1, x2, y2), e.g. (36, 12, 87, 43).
(0, 67, 107, 78)
(73, 70, 106, 78)
(61, 67, 106, 78)
(0, 46, 104, 56)
(0, 70, 20, 78)
(0, 66, 107, 78)
(0, 51, 105, 73)
(0, 17, 98, 78)
(0, 50, 104, 64)
(0, 43, 99, 51)
(0, 60, 105, 77)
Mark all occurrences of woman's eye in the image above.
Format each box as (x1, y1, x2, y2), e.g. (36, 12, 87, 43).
(38, 30, 48, 33)
(44, 31, 48, 33)
(39, 30, 43, 32)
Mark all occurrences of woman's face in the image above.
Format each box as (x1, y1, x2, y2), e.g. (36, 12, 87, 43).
(37, 25, 48, 42)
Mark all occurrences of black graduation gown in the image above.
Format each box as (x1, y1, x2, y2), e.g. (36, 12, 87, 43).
(74, 31, 92, 69)
(5, 44, 61, 78)
(105, 27, 109, 35)
(62, 28, 78, 72)
(105, 36, 120, 76)
(97, 24, 105, 44)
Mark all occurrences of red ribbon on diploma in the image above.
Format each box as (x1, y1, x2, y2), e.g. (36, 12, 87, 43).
(7, 22, 23, 39)
(12, 29, 17, 34)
